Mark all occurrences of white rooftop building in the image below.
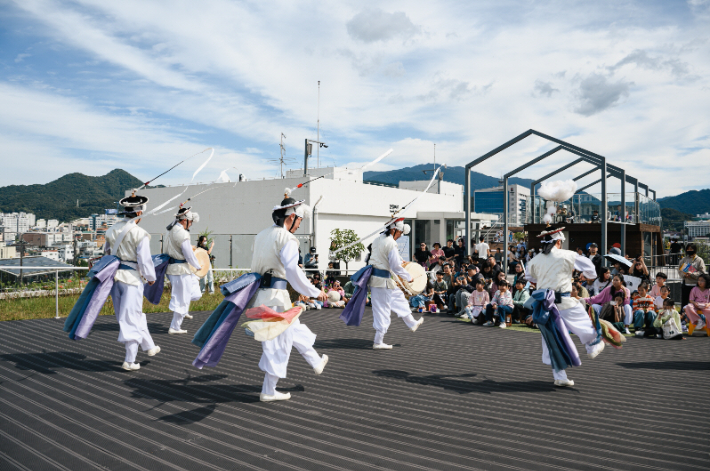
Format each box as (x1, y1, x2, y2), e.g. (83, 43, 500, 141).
(136, 167, 497, 271)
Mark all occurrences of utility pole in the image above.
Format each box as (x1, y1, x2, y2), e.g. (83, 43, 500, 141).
(279, 133, 287, 179)
(317, 81, 320, 169)
(18, 238, 26, 286)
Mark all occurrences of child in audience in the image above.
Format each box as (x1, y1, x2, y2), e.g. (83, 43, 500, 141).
(654, 285, 671, 310)
(484, 280, 514, 329)
(410, 282, 434, 312)
(511, 279, 530, 323)
(633, 281, 657, 337)
(326, 280, 346, 308)
(433, 272, 449, 310)
(600, 291, 627, 334)
(653, 298, 683, 339)
(649, 272, 667, 298)
(466, 279, 490, 323)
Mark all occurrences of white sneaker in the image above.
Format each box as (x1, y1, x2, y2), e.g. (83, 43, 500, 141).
(554, 378, 574, 387)
(499, 323, 507, 329)
(168, 328, 188, 335)
(146, 346, 161, 357)
(121, 362, 140, 371)
(483, 321, 494, 327)
(313, 354, 329, 375)
(410, 317, 424, 333)
(184, 313, 193, 319)
(635, 330, 645, 337)
(260, 391, 291, 402)
(587, 341, 605, 359)
(373, 343, 393, 350)
(697, 319, 706, 330)
(624, 327, 631, 335)
(315, 304, 322, 310)
(656, 334, 663, 339)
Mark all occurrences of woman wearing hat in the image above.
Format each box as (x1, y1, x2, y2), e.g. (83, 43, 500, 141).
(525, 225, 606, 387)
(105, 193, 161, 370)
(368, 217, 424, 349)
(249, 192, 329, 402)
(164, 207, 203, 335)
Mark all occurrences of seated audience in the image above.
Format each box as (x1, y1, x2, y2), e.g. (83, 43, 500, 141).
(466, 279, 490, 323)
(484, 280, 513, 328)
(433, 272, 448, 310)
(653, 298, 684, 339)
(683, 273, 710, 336)
(599, 291, 627, 334)
(584, 274, 632, 334)
(511, 279, 530, 323)
(649, 272, 667, 298)
(633, 281, 657, 337)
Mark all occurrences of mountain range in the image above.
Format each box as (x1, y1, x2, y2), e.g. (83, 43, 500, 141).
(0, 169, 143, 222)
(0, 166, 707, 228)
(364, 164, 537, 190)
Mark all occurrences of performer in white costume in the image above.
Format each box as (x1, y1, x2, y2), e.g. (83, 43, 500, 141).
(165, 207, 203, 334)
(368, 217, 424, 350)
(525, 226, 605, 387)
(250, 193, 329, 402)
(104, 194, 160, 371)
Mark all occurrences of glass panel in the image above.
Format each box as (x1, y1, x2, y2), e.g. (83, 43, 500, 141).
(414, 220, 433, 248)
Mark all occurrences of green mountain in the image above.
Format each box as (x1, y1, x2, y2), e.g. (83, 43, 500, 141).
(658, 189, 710, 216)
(364, 164, 536, 189)
(661, 208, 694, 232)
(0, 169, 144, 222)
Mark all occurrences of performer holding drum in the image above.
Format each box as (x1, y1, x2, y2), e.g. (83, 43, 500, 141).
(164, 207, 204, 334)
(341, 217, 424, 349)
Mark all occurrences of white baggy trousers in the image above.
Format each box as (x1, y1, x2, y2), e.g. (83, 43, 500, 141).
(370, 287, 418, 345)
(259, 305, 322, 395)
(167, 274, 202, 330)
(541, 302, 598, 381)
(110, 281, 156, 363)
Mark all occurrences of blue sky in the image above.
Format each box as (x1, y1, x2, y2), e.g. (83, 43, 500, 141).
(0, 0, 708, 197)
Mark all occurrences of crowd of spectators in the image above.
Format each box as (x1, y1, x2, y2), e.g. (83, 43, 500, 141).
(405, 236, 708, 339)
(300, 233, 708, 339)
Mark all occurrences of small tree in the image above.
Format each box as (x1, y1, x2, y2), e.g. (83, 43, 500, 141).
(198, 227, 214, 247)
(513, 232, 526, 243)
(329, 228, 365, 272)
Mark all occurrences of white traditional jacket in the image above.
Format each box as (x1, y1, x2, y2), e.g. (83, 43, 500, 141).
(368, 233, 411, 289)
(525, 247, 597, 311)
(165, 224, 194, 276)
(105, 219, 154, 286)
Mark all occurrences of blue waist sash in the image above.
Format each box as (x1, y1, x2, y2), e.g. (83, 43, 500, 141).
(554, 291, 570, 303)
(372, 268, 391, 279)
(260, 276, 288, 290)
(169, 258, 186, 264)
(119, 263, 136, 271)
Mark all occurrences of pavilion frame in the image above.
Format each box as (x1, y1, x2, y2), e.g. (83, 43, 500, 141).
(463, 130, 654, 271)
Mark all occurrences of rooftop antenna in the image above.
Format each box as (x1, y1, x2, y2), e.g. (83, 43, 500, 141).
(267, 132, 295, 179)
(316, 80, 321, 169)
(422, 143, 446, 194)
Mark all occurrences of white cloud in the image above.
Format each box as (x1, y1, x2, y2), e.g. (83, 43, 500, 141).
(574, 73, 632, 116)
(0, 0, 708, 197)
(346, 8, 421, 43)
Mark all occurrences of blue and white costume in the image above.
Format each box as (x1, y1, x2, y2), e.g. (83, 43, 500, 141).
(164, 212, 202, 333)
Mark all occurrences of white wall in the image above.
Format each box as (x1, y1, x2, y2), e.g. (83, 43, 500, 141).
(136, 168, 464, 269)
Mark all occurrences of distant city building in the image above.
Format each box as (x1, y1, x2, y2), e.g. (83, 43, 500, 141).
(0, 242, 16, 260)
(473, 185, 530, 226)
(35, 219, 47, 229)
(685, 220, 710, 238)
(41, 250, 59, 261)
(694, 212, 710, 220)
(1, 211, 37, 240)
